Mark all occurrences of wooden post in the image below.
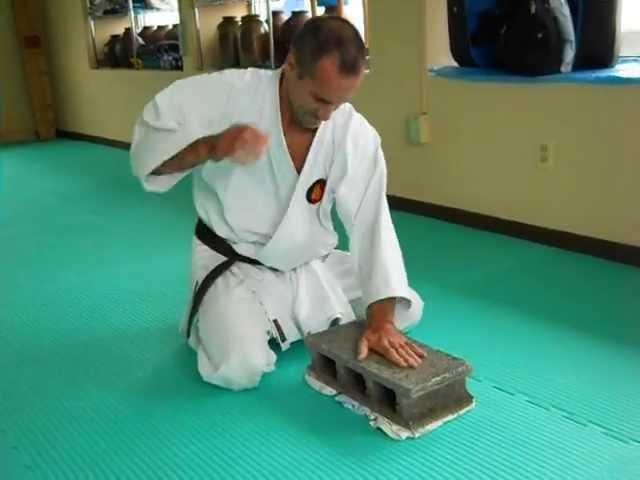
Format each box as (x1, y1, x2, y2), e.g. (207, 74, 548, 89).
(13, 0, 56, 140)
(337, 0, 345, 17)
(310, 0, 318, 17)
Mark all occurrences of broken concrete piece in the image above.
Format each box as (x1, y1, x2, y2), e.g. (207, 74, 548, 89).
(304, 322, 474, 433)
(304, 371, 475, 440)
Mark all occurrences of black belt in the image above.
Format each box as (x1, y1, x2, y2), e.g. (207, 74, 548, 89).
(185, 218, 265, 338)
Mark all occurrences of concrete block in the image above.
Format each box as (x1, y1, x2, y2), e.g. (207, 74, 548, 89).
(304, 322, 474, 432)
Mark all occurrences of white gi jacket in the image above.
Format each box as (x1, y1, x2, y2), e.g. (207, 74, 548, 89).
(130, 68, 421, 348)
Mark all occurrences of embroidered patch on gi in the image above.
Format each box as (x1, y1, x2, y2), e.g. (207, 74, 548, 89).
(306, 178, 327, 205)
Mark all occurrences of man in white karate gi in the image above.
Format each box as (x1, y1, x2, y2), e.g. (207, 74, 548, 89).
(130, 16, 426, 391)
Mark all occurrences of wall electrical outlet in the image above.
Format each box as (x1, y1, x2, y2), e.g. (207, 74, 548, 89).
(538, 142, 555, 169)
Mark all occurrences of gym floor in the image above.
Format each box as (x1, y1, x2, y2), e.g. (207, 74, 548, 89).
(1, 140, 639, 479)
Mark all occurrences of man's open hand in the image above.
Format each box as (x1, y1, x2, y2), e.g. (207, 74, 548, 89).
(358, 320, 426, 368)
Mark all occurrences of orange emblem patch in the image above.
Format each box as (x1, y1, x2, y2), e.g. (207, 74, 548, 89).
(306, 179, 327, 205)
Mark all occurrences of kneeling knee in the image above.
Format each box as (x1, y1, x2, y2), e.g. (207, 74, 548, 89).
(198, 352, 273, 391)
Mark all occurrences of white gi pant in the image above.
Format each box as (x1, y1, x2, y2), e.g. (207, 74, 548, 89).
(179, 237, 424, 391)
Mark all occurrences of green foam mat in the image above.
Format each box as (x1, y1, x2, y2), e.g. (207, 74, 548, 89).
(1, 140, 639, 479)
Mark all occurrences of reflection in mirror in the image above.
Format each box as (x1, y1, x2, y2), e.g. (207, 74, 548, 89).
(87, 0, 184, 70)
(194, 0, 368, 72)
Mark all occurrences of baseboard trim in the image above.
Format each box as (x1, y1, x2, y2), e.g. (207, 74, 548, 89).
(57, 129, 130, 150)
(56, 130, 638, 267)
(1, 130, 37, 143)
(388, 195, 639, 267)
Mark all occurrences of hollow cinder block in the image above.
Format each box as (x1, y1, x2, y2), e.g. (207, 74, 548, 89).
(304, 322, 474, 432)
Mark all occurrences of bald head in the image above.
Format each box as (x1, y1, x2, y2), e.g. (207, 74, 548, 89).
(290, 16, 367, 79)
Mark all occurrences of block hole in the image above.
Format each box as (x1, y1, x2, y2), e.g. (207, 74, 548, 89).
(343, 368, 367, 396)
(316, 354, 337, 380)
(379, 385, 397, 413)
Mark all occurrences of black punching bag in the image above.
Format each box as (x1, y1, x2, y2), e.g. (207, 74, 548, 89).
(572, 0, 622, 69)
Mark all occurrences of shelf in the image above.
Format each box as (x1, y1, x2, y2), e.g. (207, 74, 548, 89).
(90, 12, 129, 20)
(429, 57, 640, 86)
(90, 8, 179, 20)
(132, 7, 180, 14)
(194, 0, 250, 8)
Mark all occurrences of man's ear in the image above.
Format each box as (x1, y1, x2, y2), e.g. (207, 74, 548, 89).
(284, 53, 308, 80)
(284, 53, 296, 74)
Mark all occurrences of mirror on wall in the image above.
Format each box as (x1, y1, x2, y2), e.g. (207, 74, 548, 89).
(86, 0, 184, 70)
(194, 0, 369, 71)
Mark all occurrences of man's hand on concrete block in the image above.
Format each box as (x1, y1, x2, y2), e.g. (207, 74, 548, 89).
(359, 297, 427, 368)
(358, 320, 427, 368)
